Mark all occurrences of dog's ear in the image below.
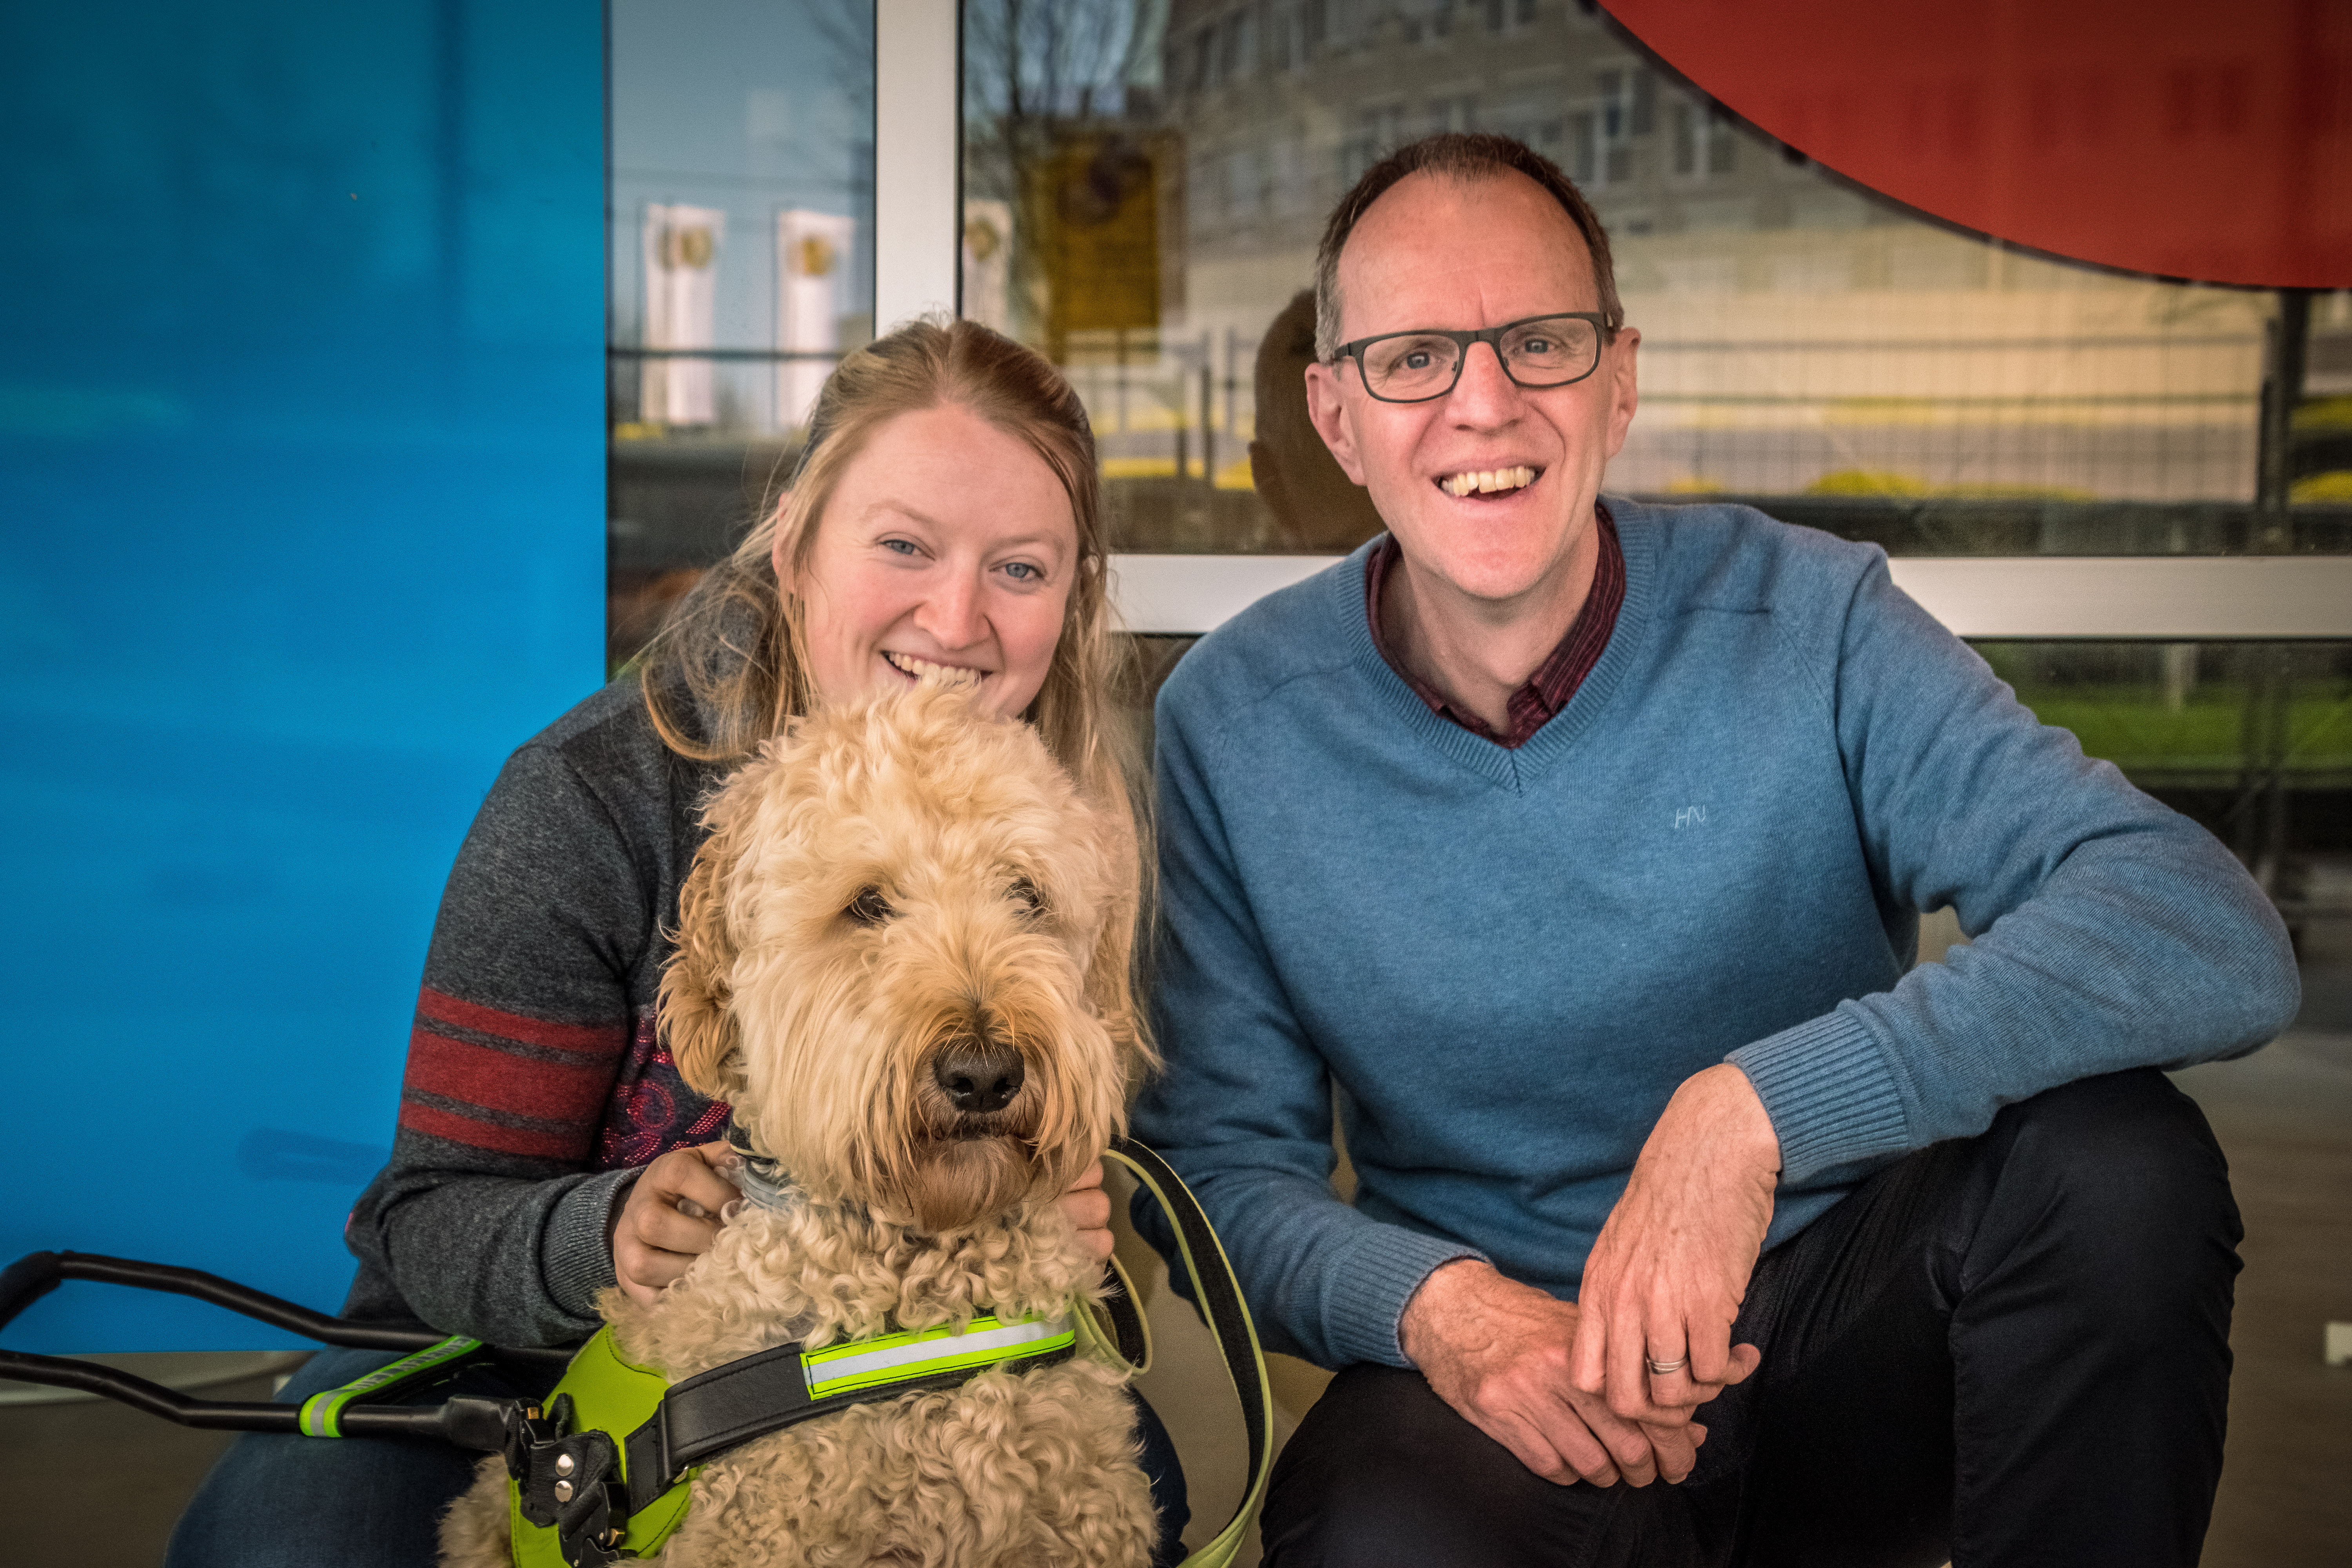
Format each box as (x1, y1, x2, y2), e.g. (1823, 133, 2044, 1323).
(661, 830, 745, 1101)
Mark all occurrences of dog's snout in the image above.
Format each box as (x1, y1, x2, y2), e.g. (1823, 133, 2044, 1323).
(934, 1042, 1025, 1115)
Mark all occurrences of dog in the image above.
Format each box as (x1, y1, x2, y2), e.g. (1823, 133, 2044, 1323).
(439, 677, 1160, 1567)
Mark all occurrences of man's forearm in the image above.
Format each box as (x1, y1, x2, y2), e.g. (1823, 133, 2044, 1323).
(1569, 1064, 1777, 1419)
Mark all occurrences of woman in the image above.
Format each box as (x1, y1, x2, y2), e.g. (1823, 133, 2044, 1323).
(168, 319, 1187, 1566)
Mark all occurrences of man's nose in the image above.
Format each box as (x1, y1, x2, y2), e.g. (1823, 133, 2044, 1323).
(1445, 339, 1523, 423)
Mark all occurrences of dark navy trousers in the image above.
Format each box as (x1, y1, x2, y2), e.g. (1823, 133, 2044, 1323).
(1262, 1069, 2242, 1568)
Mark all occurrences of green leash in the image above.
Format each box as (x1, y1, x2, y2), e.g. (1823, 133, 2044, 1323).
(1102, 1136, 1275, 1568)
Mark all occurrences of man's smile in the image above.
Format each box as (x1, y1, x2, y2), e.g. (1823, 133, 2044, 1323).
(1436, 465, 1541, 499)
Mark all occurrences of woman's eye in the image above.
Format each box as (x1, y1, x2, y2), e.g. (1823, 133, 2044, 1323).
(845, 886, 893, 926)
(881, 538, 919, 557)
(1002, 561, 1042, 583)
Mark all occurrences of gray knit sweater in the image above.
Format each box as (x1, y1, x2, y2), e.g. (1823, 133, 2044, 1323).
(341, 675, 730, 1347)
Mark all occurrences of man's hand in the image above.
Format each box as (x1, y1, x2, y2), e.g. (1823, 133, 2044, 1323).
(1058, 1160, 1114, 1262)
(1400, 1259, 1707, 1487)
(1570, 1063, 1779, 1427)
(611, 1142, 741, 1307)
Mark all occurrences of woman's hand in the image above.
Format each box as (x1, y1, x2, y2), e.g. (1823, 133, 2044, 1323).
(1058, 1160, 1115, 1262)
(611, 1142, 742, 1307)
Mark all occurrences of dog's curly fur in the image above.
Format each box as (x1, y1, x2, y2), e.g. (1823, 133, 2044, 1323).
(437, 681, 1158, 1568)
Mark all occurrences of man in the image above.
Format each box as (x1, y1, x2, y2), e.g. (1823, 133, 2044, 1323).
(1131, 132, 2299, 1566)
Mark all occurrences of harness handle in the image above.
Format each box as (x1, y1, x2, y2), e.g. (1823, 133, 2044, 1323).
(0, 1249, 570, 1438)
(0, 1250, 570, 1363)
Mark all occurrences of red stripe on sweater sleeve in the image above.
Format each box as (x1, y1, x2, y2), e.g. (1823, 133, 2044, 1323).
(407, 1028, 613, 1126)
(397, 1099, 585, 1162)
(416, 987, 627, 1056)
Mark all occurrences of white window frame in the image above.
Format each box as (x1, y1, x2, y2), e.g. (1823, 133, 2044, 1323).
(875, 0, 2352, 642)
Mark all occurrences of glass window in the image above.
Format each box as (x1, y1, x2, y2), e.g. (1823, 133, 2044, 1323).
(607, 0, 875, 669)
(961, 1, 2352, 557)
(1975, 641, 2352, 903)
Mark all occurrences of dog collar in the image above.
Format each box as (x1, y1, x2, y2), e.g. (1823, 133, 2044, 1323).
(722, 1122, 801, 1215)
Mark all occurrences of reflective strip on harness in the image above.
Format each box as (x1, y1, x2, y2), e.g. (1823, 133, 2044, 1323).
(801, 1313, 1073, 1399)
(297, 1334, 483, 1437)
(508, 1313, 1080, 1567)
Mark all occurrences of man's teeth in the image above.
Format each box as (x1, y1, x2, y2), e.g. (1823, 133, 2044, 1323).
(1440, 466, 1537, 497)
(883, 651, 982, 686)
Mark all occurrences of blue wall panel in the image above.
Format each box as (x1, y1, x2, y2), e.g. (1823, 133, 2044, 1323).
(0, 0, 605, 1350)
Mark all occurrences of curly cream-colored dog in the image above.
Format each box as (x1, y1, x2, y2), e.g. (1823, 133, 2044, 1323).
(439, 678, 1158, 1568)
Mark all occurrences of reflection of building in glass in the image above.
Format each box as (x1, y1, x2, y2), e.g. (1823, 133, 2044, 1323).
(778, 209, 857, 429)
(606, 0, 878, 668)
(963, 200, 1016, 334)
(608, 0, 875, 446)
(641, 204, 725, 426)
(1001, 0, 2276, 512)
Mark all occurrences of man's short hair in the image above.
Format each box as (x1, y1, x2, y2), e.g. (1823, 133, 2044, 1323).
(1312, 132, 1624, 364)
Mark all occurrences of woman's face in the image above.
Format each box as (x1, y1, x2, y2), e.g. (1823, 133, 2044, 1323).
(786, 403, 1080, 721)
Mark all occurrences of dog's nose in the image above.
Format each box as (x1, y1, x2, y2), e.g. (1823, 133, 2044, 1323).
(934, 1043, 1025, 1115)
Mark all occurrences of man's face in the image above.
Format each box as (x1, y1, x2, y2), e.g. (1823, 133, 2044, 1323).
(1304, 170, 1639, 607)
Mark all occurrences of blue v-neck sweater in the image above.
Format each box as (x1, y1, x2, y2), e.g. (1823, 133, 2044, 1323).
(1130, 499, 2299, 1370)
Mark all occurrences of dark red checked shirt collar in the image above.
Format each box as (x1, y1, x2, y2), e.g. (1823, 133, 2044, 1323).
(1364, 503, 1625, 750)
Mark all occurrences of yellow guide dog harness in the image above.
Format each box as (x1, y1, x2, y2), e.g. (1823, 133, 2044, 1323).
(272, 1138, 1272, 1568)
(0, 1140, 1269, 1566)
(501, 1306, 1089, 1566)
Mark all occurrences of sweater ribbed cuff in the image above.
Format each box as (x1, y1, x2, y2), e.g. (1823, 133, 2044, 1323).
(1726, 1009, 1912, 1185)
(543, 1168, 640, 1321)
(1328, 1224, 1488, 1370)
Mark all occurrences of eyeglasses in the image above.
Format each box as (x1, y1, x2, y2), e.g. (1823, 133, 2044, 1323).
(1332, 312, 1608, 403)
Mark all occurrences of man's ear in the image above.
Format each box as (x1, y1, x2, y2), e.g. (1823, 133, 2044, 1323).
(661, 842, 745, 1101)
(1302, 361, 1368, 486)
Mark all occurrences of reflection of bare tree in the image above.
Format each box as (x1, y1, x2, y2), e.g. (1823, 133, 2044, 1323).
(789, 0, 877, 340)
(964, 0, 1162, 352)
(793, 0, 876, 120)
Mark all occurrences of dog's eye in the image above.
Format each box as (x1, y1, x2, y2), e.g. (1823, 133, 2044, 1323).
(844, 886, 893, 926)
(1008, 877, 1047, 917)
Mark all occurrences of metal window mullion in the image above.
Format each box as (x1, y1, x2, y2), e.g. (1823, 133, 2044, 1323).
(873, 0, 961, 329)
(1108, 554, 2352, 640)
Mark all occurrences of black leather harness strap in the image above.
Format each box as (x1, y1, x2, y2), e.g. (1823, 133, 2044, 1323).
(614, 1342, 1078, 1517)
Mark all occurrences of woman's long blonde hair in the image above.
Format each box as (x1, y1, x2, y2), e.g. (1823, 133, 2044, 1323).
(640, 317, 1153, 1061)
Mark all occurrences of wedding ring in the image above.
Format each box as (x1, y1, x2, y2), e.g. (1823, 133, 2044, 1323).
(1645, 1355, 1688, 1375)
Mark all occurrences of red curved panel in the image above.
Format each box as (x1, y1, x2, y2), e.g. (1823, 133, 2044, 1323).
(1604, 0, 2351, 288)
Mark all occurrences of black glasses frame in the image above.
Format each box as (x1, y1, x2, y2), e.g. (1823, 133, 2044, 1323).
(1332, 311, 1610, 403)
